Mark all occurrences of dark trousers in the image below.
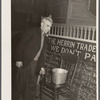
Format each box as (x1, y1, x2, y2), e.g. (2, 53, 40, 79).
(13, 60, 38, 100)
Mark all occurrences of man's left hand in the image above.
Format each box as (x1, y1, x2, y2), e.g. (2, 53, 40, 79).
(40, 68, 45, 75)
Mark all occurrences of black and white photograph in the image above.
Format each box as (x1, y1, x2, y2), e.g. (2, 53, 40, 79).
(2, 0, 98, 100)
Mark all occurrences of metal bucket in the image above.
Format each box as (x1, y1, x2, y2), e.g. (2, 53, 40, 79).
(52, 68, 68, 84)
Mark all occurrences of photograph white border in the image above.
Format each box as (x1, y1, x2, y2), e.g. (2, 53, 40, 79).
(1, 0, 11, 100)
(1, 0, 98, 100)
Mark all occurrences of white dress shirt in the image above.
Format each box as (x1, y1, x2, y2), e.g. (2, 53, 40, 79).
(34, 33, 44, 60)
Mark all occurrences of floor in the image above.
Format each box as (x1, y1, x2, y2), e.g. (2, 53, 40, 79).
(18, 84, 66, 100)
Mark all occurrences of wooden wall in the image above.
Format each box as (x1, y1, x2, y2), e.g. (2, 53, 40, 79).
(11, 0, 96, 31)
(48, 0, 96, 25)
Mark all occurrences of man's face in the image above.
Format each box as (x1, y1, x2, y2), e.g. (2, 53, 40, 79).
(41, 20, 52, 34)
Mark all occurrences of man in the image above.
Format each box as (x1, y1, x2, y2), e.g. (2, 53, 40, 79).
(13, 15, 53, 100)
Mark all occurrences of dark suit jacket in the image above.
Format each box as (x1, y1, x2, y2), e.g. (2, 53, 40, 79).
(16, 27, 48, 71)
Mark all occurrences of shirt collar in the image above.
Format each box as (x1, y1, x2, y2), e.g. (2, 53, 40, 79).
(41, 32, 48, 37)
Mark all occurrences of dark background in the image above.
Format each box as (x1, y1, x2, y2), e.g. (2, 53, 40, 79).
(11, 0, 96, 33)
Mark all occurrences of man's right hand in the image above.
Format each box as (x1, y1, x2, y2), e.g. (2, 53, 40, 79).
(16, 61, 23, 68)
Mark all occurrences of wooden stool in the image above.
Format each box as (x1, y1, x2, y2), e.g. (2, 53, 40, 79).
(40, 53, 78, 100)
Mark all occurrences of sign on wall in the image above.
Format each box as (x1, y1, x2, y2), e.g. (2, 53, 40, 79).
(44, 36, 96, 100)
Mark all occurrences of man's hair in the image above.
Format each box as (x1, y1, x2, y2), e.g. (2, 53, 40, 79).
(41, 15, 53, 24)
